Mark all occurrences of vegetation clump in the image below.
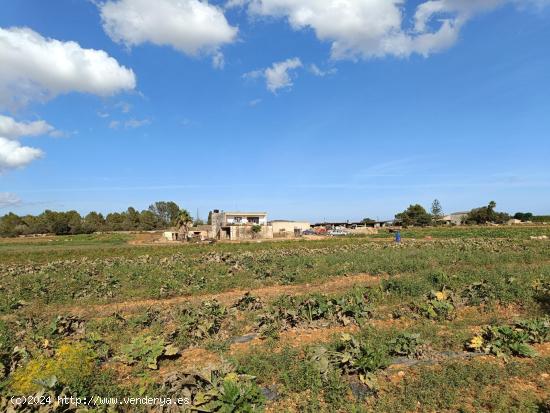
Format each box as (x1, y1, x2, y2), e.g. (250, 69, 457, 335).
(389, 333, 425, 358)
(161, 364, 264, 412)
(120, 335, 179, 370)
(466, 317, 549, 358)
(416, 289, 457, 321)
(176, 300, 227, 347)
(9, 342, 97, 395)
(258, 289, 371, 338)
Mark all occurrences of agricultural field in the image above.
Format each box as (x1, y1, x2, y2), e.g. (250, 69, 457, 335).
(0, 228, 549, 412)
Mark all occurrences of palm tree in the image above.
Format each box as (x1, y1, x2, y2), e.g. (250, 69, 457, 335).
(174, 209, 193, 241)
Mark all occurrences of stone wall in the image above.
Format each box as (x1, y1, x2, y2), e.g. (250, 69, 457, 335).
(229, 225, 273, 240)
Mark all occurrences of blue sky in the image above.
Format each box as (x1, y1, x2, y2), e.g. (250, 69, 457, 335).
(1, 0, 549, 222)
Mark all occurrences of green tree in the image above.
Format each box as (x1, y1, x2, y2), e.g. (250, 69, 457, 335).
(105, 212, 125, 231)
(465, 201, 510, 224)
(431, 199, 443, 220)
(513, 212, 533, 221)
(83, 212, 105, 233)
(0, 213, 24, 237)
(361, 218, 375, 224)
(395, 204, 433, 227)
(251, 224, 262, 239)
(139, 210, 159, 230)
(148, 201, 180, 227)
(123, 207, 141, 230)
(65, 210, 83, 235)
(174, 209, 193, 241)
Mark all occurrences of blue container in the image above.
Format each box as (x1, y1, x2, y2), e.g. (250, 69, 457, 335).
(395, 231, 401, 243)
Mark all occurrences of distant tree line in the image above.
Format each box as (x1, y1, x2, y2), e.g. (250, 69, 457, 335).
(0, 201, 190, 237)
(393, 200, 539, 227)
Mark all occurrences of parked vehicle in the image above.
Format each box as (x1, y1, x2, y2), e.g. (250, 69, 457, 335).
(302, 229, 316, 235)
(327, 229, 348, 236)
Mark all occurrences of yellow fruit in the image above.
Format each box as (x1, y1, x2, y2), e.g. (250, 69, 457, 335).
(435, 291, 447, 301)
(468, 335, 484, 349)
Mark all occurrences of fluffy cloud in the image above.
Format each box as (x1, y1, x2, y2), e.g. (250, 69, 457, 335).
(245, 0, 540, 59)
(265, 58, 302, 92)
(0, 192, 21, 208)
(245, 58, 302, 93)
(100, 0, 238, 59)
(0, 27, 136, 109)
(0, 115, 56, 139)
(0, 137, 43, 172)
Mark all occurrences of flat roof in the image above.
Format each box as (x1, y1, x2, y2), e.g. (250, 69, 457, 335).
(269, 220, 310, 223)
(224, 212, 267, 216)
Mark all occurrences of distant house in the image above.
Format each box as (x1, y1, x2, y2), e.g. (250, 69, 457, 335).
(312, 220, 391, 230)
(163, 231, 180, 241)
(440, 212, 469, 226)
(270, 220, 311, 237)
(223, 212, 268, 226)
(187, 225, 212, 240)
(211, 210, 272, 240)
(164, 210, 312, 242)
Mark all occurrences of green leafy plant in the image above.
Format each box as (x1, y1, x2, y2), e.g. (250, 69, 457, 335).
(466, 317, 549, 358)
(417, 289, 456, 321)
(161, 365, 264, 412)
(257, 290, 371, 337)
(176, 300, 227, 347)
(120, 336, 179, 369)
(460, 281, 495, 306)
(389, 333, 425, 358)
(310, 333, 389, 379)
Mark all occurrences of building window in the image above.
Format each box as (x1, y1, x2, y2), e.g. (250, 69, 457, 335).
(248, 216, 260, 224)
(233, 216, 242, 223)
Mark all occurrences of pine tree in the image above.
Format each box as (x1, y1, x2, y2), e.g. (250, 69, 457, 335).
(431, 199, 443, 220)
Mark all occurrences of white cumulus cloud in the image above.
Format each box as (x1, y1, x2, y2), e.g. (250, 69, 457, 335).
(0, 26, 136, 109)
(100, 0, 238, 59)
(0, 137, 43, 172)
(265, 58, 302, 92)
(0, 114, 56, 139)
(245, 0, 544, 60)
(245, 58, 302, 93)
